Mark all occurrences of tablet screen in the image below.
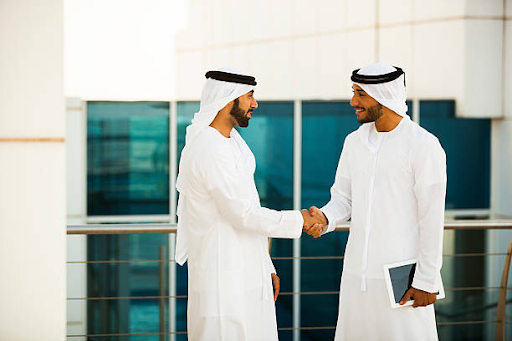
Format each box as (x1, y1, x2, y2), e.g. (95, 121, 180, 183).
(388, 263, 416, 303)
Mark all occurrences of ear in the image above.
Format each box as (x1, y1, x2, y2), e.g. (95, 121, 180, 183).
(225, 100, 234, 110)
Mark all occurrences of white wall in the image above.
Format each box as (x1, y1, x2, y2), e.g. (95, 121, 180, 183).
(0, 0, 66, 339)
(175, 0, 506, 119)
(64, 0, 188, 101)
(175, 0, 511, 211)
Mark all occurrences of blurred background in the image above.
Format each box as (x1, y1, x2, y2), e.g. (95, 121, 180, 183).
(1, 0, 511, 340)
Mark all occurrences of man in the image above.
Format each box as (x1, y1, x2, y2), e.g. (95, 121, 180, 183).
(305, 62, 446, 340)
(175, 68, 316, 340)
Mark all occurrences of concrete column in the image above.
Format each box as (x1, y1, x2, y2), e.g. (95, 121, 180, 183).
(0, 0, 66, 340)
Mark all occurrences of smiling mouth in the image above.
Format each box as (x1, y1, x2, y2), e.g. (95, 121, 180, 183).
(355, 107, 365, 114)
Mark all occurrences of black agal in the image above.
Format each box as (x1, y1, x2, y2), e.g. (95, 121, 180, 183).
(205, 71, 257, 86)
(351, 67, 405, 85)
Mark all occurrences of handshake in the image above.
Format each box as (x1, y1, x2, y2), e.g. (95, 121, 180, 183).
(300, 206, 328, 239)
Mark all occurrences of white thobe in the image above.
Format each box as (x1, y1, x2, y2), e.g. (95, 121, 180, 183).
(321, 116, 447, 340)
(179, 127, 303, 341)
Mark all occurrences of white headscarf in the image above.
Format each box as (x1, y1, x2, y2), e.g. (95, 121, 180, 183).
(353, 62, 408, 117)
(175, 67, 256, 265)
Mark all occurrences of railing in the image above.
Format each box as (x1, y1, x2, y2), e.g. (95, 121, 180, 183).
(66, 220, 512, 340)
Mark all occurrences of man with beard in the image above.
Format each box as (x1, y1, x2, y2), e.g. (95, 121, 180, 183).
(304, 62, 446, 340)
(175, 68, 318, 340)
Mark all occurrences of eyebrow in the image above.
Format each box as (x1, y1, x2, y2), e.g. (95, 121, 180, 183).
(355, 89, 367, 94)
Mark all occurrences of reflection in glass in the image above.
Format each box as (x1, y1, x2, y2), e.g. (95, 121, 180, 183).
(238, 101, 295, 335)
(419, 100, 490, 209)
(300, 101, 359, 340)
(87, 101, 170, 215)
(87, 234, 170, 338)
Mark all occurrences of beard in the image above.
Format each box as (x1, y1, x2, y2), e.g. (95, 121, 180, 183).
(230, 98, 251, 127)
(357, 103, 383, 124)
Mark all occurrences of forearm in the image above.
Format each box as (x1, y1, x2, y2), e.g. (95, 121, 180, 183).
(412, 182, 446, 293)
(212, 185, 303, 238)
(321, 192, 351, 235)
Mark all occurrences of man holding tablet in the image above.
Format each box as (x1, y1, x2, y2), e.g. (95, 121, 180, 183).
(304, 62, 447, 340)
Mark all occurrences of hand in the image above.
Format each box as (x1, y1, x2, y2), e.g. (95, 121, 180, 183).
(271, 273, 280, 301)
(400, 287, 437, 307)
(301, 209, 314, 231)
(305, 206, 328, 238)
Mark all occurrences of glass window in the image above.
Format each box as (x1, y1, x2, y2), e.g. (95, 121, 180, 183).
(87, 101, 170, 215)
(86, 102, 172, 338)
(176, 102, 199, 164)
(419, 101, 491, 209)
(87, 234, 170, 338)
(174, 101, 295, 336)
(420, 101, 492, 340)
(238, 101, 294, 210)
(300, 101, 359, 338)
(238, 101, 295, 333)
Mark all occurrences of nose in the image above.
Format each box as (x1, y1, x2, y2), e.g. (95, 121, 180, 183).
(252, 97, 258, 109)
(350, 94, 357, 107)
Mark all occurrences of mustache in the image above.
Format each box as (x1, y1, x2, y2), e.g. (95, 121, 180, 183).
(355, 106, 365, 110)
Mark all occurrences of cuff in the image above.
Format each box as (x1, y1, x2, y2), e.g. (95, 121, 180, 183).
(320, 204, 336, 235)
(412, 277, 438, 294)
(270, 263, 277, 274)
(281, 210, 304, 238)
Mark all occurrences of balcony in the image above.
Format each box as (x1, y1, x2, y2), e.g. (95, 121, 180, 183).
(66, 220, 512, 341)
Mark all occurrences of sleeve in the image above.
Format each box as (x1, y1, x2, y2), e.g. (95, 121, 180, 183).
(320, 138, 353, 235)
(411, 136, 447, 293)
(267, 251, 277, 274)
(200, 147, 304, 239)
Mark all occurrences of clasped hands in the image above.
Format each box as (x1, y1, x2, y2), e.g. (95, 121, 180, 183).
(301, 206, 328, 238)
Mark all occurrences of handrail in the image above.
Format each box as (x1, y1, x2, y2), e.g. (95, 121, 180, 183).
(66, 220, 512, 339)
(66, 220, 512, 235)
(496, 237, 512, 341)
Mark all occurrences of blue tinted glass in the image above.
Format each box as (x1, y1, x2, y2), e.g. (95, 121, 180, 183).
(177, 102, 199, 163)
(419, 101, 490, 209)
(175, 101, 295, 336)
(436, 229, 494, 340)
(87, 234, 171, 337)
(300, 101, 359, 338)
(87, 102, 170, 215)
(238, 101, 294, 210)
(238, 101, 295, 335)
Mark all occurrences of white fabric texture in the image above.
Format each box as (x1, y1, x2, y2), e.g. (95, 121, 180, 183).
(180, 127, 303, 340)
(335, 273, 438, 341)
(354, 62, 408, 117)
(321, 116, 446, 339)
(175, 67, 256, 265)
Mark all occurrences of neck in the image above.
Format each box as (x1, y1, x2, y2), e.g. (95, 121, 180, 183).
(210, 116, 235, 138)
(374, 111, 403, 132)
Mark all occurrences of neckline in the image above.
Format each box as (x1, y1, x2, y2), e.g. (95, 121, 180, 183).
(207, 126, 232, 139)
(373, 115, 409, 135)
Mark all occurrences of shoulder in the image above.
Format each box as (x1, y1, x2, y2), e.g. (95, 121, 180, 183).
(406, 120, 445, 159)
(189, 129, 235, 166)
(344, 125, 366, 146)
